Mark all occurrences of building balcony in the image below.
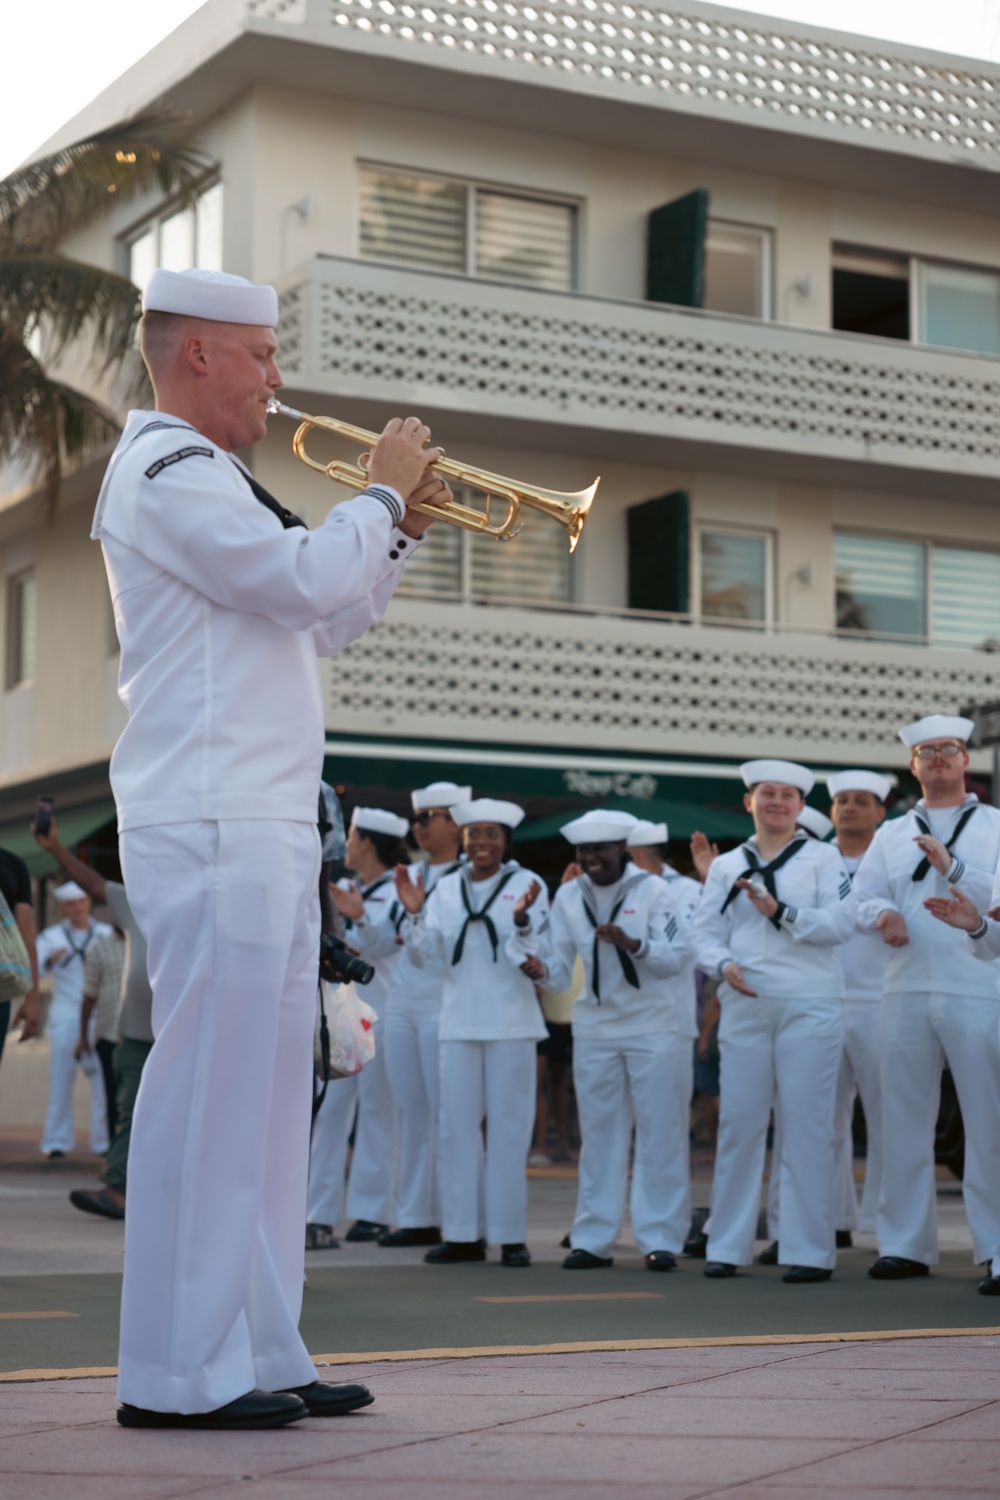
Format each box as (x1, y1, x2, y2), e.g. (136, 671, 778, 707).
(276, 255, 1000, 493)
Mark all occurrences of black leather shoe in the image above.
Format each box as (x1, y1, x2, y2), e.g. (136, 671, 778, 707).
(704, 1261, 737, 1278)
(378, 1227, 442, 1247)
(978, 1274, 1000, 1296)
(836, 1230, 854, 1249)
(783, 1265, 833, 1283)
(868, 1256, 929, 1280)
(117, 1389, 307, 1429)
(756, 1241, 779, 1266)
(563, 1248, 613, 1269)
(645, 1250, 677, 1272)
(305, 1223, 339, 1250)
(560, 1232, 572, 1248)
(69, 1188, 125, 1221)
(280, 1380, 373, 1415)
(684, 1208, 709, 1258)
(501, 1242, 531, 1267)
(424, 1239, 486, 1263)
(344, 1220, 389, 1242)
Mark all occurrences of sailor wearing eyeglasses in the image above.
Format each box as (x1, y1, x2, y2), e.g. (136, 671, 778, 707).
(853, 714, 1000, 1288)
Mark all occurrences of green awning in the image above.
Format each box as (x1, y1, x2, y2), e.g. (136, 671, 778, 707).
(518, 797, 752, 843)
(0, 799, 118, 877)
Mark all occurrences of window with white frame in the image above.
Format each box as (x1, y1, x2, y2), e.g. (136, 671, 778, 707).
(398, 487, 572, 605)
(359, 166, 577, 290)
(696, 527, 773, 623)
(125, 181, 224, 293)
(836, 532, 1000, 648)
(832, 243, 1000, 356)
(5, 569, 36, 690)
(703, 222, 772, 319)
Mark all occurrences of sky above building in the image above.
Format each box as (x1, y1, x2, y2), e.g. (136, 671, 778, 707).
(2, 0, 1000, 178)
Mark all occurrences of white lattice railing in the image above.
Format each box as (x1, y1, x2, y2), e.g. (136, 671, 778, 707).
(247, 0, 1000, 171)
(276, 256, 1000, 478)
(323, 597, 1000, 767)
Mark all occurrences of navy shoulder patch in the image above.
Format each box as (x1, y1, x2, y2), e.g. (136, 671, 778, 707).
(145, 445, 215, 480)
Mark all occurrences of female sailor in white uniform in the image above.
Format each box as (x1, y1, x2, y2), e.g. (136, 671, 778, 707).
(395, 799, 548, 1266)
(693, 760, 855, 1283)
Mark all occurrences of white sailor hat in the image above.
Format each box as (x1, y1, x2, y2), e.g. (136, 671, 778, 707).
(53, 881, 87, 902)
(797, 807, 833, 841)
(411, 781, 473, 812)
(626, 820, 669, 847)
(827, 770, 894, 802)
(560, 809, 638, 845)
(452, 799, 525, 830)
(351, 807, 410, 839)
(740, 759, 815, 795)
(142, 268, 279, 327)
(898, 715, 975, 749)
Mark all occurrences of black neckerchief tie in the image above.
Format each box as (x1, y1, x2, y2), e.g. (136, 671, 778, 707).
(579, 872, 646, 1001)
(911, 804, 977, 882)
(451, 868, 517, 965)
(235, 464, 307, 531)
(56, 921, 95, 969)
(720, 836, 807, 914)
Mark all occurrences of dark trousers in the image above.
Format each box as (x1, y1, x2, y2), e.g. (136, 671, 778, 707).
(96, 1037, 118, 1140)
(103, 1036, 153, 1195)
(0, 1001, 9, 1070)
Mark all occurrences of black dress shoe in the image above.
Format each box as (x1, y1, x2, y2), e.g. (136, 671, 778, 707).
(756, 1241, 779, 1266)
(644, 1250, 677, 1272)
(563, 1248, 613, 1269)
(978, 1274, 1000, 1296)
(280, 1380, 373, 1415)
(117, 1389, 307, 1430)
(868, 1256, 929, 1280)
(501, 1242, 531, 1267)
(704, 1261, 737, 1278)
(836, 1230, 854, 1249)
(305, 1223, 339, 1250)
(344, 1220, 389, 1242)
(560, 1232, 572, 1248)
(378, 1227, 442, 1247)
(69, 1188, 125, 1221)
(783, 1265, 833, 1283)
(424, 1239, 487, 1264)
(42, 1149, 66, 1160)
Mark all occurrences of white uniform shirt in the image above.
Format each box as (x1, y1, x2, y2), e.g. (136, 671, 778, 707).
(336, 873, 403, 1017)
(693, 835, 855, 1000)
(966, 861, 1000, 969)
(407, 862, 548, 1042)
(661, 865, 702, 1037)
(854, 797, 1000, 997)
(837, 852, 887, 1002)
(387, 858, 463, 1016)
(37, 920, 114, 1016)
(92, 412, 418, 831)
(513, 863, 691, 1041)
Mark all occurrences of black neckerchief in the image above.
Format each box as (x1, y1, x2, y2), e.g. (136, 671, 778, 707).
(912, 804, 977, 882)
(720, 836, 808, 914)
(578, 870, 647, 1001)
(234, 464, 307, 531)
(57, 921, 96, 968)
(451, 866, 518, 965)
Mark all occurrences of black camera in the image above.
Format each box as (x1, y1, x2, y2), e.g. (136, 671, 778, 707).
(319, 932, 375, 987)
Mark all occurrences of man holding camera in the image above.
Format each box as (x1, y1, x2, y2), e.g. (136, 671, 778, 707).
(92, 267, 446, 1430)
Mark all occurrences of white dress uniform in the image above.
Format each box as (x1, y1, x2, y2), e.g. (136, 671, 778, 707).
(519, 839, 693, 1260)
(694, 816, 855, 1270)
(307, 868, 403, 1229)
(37, 916, 114, 1155)
(94, 269, 419, 1413)
(407, 827, 548, 1247)
(854, 793, 1000, 1269)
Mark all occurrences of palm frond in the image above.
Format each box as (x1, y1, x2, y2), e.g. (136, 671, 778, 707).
(0, 112, 209, 252)
(0, 253, 140, 368)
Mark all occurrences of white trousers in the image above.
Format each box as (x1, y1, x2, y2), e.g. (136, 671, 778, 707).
(118, 820, 320, 1414)
(384, 1008, 440, 1228)
(439, 1038, 535, 1245)
(571, 1032, 692, 1260)
(40, 1006, 108, 1155)
(708, 993, 842, 1270)
(306, 1016, 398, 1227)
(877, 990, 1000, 1266)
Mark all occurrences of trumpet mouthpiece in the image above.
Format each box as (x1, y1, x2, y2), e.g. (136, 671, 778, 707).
(266, 398, 304, 419)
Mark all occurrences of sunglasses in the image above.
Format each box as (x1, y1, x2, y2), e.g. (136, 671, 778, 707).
(412, 808, 452, 826)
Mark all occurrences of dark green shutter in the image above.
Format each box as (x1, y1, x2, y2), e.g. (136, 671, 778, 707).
(627, 492, 689, 614)
(646, 189, 708, 307)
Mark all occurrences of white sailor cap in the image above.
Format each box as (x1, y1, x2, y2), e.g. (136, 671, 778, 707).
(560, 809, 638, 845)
(142, 268, 279, 327)
(827, 770, 894, 803)
(741, 759, 815, 795)
(53, 881, 87, 902)
(626, 820, 669, 847)
(898, 715, 975, 749)
(411, 781, 472, 812)
(797, 807, 833, 841)
(351, 807, 410, 839)
(452, 799, 525, 830)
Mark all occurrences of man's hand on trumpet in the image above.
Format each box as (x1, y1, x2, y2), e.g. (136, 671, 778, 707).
(364, 416, 448, 538)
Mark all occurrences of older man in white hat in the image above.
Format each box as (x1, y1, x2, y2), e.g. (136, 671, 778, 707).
(36, 882, 113, 1159)
(854, 716, 1000, 1289)
(93, 267, 450, 1428)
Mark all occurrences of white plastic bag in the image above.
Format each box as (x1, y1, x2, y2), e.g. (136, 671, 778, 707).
(316, 981, 377, 1080)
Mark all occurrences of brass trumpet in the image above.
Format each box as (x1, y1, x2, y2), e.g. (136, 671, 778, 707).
(267, 400, 598, 553)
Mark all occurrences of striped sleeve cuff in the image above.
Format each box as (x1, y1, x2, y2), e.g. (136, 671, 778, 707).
(634, 940, 650, 960)
(970, 919, 990, 940)
(947, 856, 966, 884)
(363, 484, 404, 526)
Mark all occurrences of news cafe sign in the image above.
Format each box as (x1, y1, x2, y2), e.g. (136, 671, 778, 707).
(563, 769, 658, 800)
